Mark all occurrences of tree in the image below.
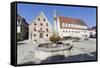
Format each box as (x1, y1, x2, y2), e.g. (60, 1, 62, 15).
(49, 34, 61, 43)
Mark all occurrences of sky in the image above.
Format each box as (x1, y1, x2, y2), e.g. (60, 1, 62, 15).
(17, 3, 97, 27)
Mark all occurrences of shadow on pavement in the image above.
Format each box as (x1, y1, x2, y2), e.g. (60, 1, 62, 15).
(18, 52, 97, 65)
(40, 52, 97, 64)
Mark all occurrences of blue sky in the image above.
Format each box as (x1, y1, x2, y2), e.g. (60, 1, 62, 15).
(17, 3, 96, 27)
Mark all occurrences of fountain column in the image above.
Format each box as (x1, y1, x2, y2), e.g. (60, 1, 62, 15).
(53, 10, 58, 35)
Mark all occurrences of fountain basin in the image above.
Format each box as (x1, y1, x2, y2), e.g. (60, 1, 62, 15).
(34, 43, 73, 61)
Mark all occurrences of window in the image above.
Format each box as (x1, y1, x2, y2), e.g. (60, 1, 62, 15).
(17, 26, 21, 33)
(46, 23, 48, 26)
(38, 18, 40, 21)
(34, 34, 36, 36)
(40, 28, 42, 30)
(40, 23, 43, 26)
(46, 34, 48, 36)
(66, 23, 67, 27)
(68, 24, 71, 27)
(71, 24, 74, 28)
(43, 18, 46, 21)
(34, 22, 36, 25)
(34, 40, 37, 42)
(46, 28, 49, 32)
(17, 20, 21, 25)
(74, 24, 76, 28)
(62, 23, 65, 27)
(63, 30, 65, 32)
(64, 23, 66, 27)
(74, 31, 76, 33)
(30, 32, 32, 39)
(62, 29, 65, 32)
(34, 28, 36, 31)
(40, 33, 43, 38)
(18, 20, 20, 23)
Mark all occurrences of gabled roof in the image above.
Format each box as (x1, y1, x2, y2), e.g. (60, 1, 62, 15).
(58, 16, 87, 26)
(17, 14, 24, 21)
(17, 14, 29, 25)
(30, 11, 52, 28)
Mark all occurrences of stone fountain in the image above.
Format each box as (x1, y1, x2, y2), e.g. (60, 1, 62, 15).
(34, 10, 73, 62)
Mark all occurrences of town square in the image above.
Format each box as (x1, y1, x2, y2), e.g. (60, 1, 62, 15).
(17, 38, 96, 64)
(17, 3, 97, 65)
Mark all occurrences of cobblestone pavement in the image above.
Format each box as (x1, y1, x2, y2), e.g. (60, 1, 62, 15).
(17, 38, 97, 64)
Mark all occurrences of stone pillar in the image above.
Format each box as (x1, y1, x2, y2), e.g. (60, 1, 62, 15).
(53, 10, 58, 35)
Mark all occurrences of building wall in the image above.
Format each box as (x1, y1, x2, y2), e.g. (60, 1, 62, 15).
(29, 12, 53, 43)
(21, 21, 29, 39)
(57, 18, 90, 39)
(89, 30, 96, 38)
(17, 19, 29, 41)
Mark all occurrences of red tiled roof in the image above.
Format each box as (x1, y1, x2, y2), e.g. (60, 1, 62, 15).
(58, 16, 87, 26)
